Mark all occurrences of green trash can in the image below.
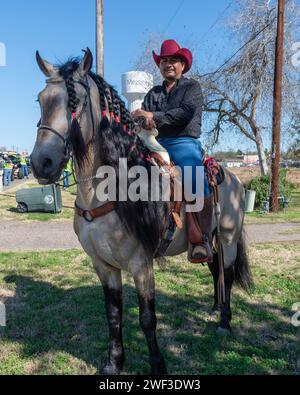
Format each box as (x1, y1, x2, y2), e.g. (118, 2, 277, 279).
(245, 190, 256, 213)
(16, 184, 62, 213)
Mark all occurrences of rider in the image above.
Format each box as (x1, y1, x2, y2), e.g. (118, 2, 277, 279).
(131, 39, 213, 264)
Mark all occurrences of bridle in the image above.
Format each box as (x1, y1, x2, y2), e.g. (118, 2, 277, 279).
(37, 76, 95, 160)
(35, 72, 151, 189)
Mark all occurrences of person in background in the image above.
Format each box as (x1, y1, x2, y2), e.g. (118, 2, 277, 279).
(63, 158, 72, 190)
(20, 156, 29, 179)
(3, 158, 13, 187)
(0, 157, 4, 192)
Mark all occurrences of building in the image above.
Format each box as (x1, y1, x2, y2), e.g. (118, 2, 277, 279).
(243, 154, 259, 163)
(221, 160, 244, 168)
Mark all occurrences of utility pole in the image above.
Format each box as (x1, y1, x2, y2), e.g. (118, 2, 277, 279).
(270, 0, 285, 212)
(96, 0, 104, 77)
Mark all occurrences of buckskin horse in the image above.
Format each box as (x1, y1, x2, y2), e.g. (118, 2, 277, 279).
(30, 48, 252, 375)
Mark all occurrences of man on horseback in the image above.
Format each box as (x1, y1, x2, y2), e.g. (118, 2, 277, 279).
(132, 39, 213, 264)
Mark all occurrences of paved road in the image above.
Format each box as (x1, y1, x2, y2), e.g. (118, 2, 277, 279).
(0, 220, 299, 252)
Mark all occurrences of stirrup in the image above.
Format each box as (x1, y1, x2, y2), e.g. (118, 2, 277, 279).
(190, 236, 213, 264)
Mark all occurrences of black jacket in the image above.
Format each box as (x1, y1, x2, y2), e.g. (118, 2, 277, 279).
(142, 76, 203, 139)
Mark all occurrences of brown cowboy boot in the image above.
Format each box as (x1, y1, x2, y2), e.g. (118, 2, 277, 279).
(190, 195, 214, 263)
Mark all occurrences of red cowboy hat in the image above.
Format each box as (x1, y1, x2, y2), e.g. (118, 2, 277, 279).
(152, 39, 193, 74)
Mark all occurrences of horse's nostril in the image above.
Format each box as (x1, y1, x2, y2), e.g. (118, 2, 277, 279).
(43, 157, 53, 169)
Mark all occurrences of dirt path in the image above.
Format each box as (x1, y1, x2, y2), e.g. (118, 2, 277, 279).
(0, 220, 80, 251)
(0, 220, 299, 252)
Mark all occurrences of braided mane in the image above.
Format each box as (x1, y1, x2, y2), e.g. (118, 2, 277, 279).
(58, 59, 168, 257)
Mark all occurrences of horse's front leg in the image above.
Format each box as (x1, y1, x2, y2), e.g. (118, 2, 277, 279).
(93, 259, 124, 375)
(132, 263, 167, 375)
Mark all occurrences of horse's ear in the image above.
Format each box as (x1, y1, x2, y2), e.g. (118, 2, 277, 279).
(78, 47, 93, 76)
(36, 51, 59, 77)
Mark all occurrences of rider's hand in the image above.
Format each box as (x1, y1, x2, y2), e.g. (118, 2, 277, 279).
(142, 118, 156, 130)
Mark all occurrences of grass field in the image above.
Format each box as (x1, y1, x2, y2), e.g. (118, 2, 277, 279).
(0, 243, 299, 375)
(230, 168, 300, 224)
(245, 190, 300, 224)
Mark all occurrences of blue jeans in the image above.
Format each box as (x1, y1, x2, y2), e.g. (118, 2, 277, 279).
(21, 165, 28, 178)
(158, 137, 211, 197)
(63, 171, 71, 188)
(3, 169, 12, 186)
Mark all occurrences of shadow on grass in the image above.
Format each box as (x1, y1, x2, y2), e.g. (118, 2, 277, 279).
(7, 208, 20, 213)
(1, 274, 299, 375)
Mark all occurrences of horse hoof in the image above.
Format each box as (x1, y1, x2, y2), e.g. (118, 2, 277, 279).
(216, 326, 231, 336)
(101, 363, 121, 375)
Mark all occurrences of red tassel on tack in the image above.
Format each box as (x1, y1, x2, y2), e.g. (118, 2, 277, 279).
(72, 112, 77, 120)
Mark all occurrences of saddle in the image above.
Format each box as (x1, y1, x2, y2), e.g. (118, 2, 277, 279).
(137, 128, 225, 258)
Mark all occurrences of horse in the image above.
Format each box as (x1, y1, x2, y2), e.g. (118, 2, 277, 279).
(30, 48, 252, 375)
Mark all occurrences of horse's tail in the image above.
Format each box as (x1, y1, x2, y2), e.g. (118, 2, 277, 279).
(233, 228, 253, 291)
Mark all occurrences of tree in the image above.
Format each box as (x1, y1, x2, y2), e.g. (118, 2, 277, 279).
(131, 1, 300, 175)
(132, 32, 164, 85)
(287, 113, 300, 158)
(196, 0, 300, 175)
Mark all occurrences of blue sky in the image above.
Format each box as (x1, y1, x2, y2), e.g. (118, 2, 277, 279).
(0, 0, 297, 153)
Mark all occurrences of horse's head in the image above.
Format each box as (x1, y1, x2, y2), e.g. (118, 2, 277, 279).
(30, 48, 94, 184)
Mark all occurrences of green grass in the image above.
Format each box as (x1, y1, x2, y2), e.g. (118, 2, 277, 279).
(0, 243, 299, 375)
(0, 178, 76, 221)
(245, 190, 300, 224)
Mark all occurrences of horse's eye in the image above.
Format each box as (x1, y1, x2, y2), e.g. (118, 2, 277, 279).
(37, 119, 41, 128)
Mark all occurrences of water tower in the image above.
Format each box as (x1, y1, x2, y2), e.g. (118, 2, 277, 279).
(122, 71, 153, 112)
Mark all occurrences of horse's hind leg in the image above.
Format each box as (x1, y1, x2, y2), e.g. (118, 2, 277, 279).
(209, 258, 234, 335)
(93, 259, 124, 375)
(133, 264, 167, 375)
(217, 265, 234, 335)
(208, 254, 220, 315)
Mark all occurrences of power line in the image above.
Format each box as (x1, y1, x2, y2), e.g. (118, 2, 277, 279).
(162, 0, 185, 35)
(201, 16, 276, 79)
(198, 1, 233, 43)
